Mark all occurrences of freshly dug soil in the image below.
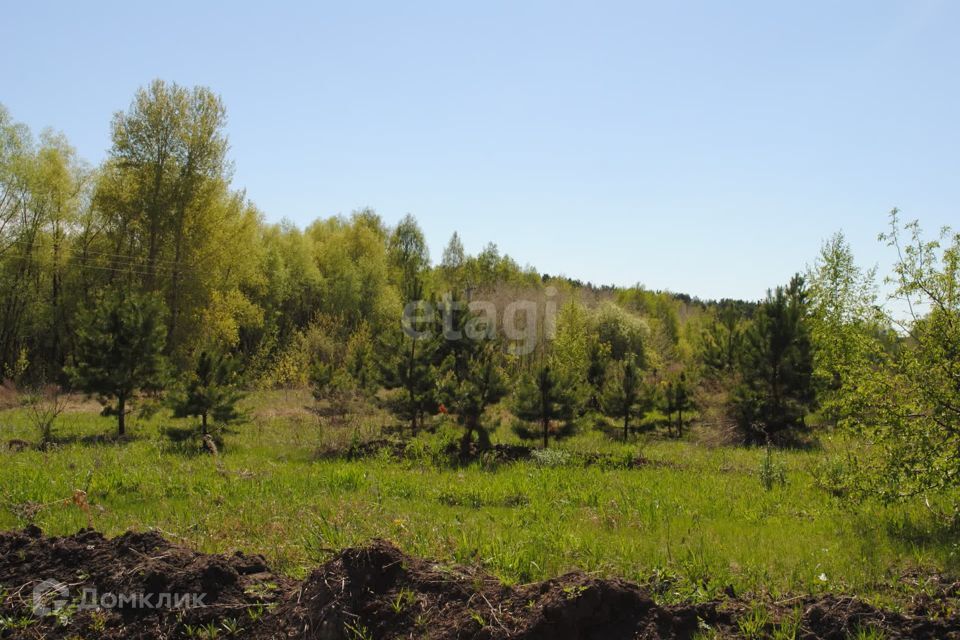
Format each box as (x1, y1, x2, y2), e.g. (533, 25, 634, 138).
(1, 528, 958, 639)
(0, 526, 290, 639)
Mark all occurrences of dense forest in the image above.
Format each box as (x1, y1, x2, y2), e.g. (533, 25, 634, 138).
(2, 80, 958, 503)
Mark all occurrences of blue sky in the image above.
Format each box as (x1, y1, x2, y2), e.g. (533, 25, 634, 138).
(4, 0, 958, 301)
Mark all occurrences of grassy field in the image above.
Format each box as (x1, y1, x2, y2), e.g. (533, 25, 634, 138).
(1, 389, 956, 611)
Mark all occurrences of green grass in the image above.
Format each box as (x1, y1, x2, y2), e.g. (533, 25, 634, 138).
(0, 390, 957, 608)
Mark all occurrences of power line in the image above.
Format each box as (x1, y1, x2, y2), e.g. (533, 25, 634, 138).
(0, 237, 199, 275)
(0, 236, 197, 270)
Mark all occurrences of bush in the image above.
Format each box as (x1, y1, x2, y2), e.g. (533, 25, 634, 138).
(23, 386, 66, 447)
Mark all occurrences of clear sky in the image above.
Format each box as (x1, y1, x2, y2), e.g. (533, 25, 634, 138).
(4, 0, 958, 301)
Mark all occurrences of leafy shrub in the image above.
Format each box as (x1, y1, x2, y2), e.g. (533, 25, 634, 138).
(811, 454, 853, 497)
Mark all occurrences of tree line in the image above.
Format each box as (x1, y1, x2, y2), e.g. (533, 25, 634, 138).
(2, 81, 958, 503)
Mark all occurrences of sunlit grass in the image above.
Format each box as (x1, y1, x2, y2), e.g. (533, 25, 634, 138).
(0, 392, 956, 609)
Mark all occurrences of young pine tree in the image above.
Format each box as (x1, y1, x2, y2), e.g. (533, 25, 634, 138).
(439, 342, 507, 452)
(663, 371, 693, 438)
(310, 360, 363, 424)
(171, 351, 244, 436)
(435, 298, 505, 450)
(601, 356, 643, 441)
(698, 304, 744, 377)
(67, 289, 167, 436)
(585, 338, 610, 411)
(734, 275, 816, 443)
(380, 305, 439, 434)
(511, 364, 572, 448)
(382, 338, 438, 434)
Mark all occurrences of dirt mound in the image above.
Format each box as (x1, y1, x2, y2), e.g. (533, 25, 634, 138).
(0, 526, 290, 639)
(1, 528, 959, 639)
(272, 539, 697, 639)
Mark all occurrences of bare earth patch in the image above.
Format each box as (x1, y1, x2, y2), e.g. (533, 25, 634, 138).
(1, 528, 958, 639)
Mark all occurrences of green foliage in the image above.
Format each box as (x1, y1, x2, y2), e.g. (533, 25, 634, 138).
(438, 328, 507, 452)
(548, 300, 593, 413)
(344, 322, 378, 393)
(511, 364, 574, 448)
(733, 275, 816, 444)
(840, 211, 960, 501)
(10, 89, 960, 631)
(170, 351, 245, 435)
(98, 79, 240, 363)
(0, 109, 90, 381)
(309, 211, 398, 331)
(807, 231, 882, 425)
(737, 605, 770, 639)
(698, 304, 744, 377)
(852, 625, 887, 640)
(380, 321, 439, 434)
(662, 370, 693, 438)
(388, 213, 430, 302)
(594, 301, 649, 365)
(2, 402, 955, 608)
(66, 288, 167, 435)
(23, 385, 66, 446)
(9, 84, 960, 529)
(302, 319, 379, 424)
(600, 356, 645, 441)
(439, 231, 466, 291)
(758, 447, 787, 491)
(310, 360, 364, 425)
(459, 242, 532, 288)
(585, 337, 610, 410)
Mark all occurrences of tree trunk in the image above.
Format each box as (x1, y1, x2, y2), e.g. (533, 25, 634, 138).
(541, 380, 549, 449)
(117, 395, 126, 437)
(166, 201, 187, 355)
(477, 424, 492, 450)
(677, 409, 683, 437)
(51, 221, 63, 367)
(407, 339, 417, 434)
(144, 140, 169, 291)
(201, 411, 208, 436)
(623, 412, 629, 442)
